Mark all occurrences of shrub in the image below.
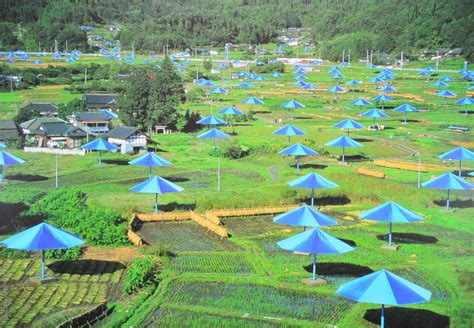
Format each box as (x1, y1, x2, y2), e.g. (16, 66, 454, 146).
(122, 256, 156, 295)
(46, 246, 82, 260)
(27, 189, 127, 246)
(0, 246, 29, 259)
(222, 143, 249, 159)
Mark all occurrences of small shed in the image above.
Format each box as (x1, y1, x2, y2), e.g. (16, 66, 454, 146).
(106, 126, 147, 154)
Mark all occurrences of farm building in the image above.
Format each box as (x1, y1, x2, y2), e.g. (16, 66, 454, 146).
(20, 102, 58, 116)
(82, 93, 118, 110)
(68, 111, 112, 135)
(0, 120, 20, 144)
(106, 126, 147, 154)
(20, 117, 87, 148)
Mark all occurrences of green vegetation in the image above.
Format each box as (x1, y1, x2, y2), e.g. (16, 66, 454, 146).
(122, 257, 156, 295)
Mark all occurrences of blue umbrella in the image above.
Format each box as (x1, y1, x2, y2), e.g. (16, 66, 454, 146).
(0, 151, 26, 184)
(360, 202, 423, 247)
(300, 83, 316, 90)
(368, 77, 384, 89)
(201, 80, 216, 87)
(280, 100, 305, 120)
(328, 85, 345, 99)
(254, 75, 267, 81)
(271, 72, 283, 78)
(218, 106, 244, 115)
(328, 66, 341, 73)
(336, 269, 431, 328)
(372, 94, 394, 111)
(293, 80, 307, 86)
(438, 147, 474, 177)
(288, 172, 338, 207)
(81, 138, 119, 166)
(293, 68, 305, 74)
(209, 86, 228, 101)
(393, 104, 419, 123)
(422, 172, 474, 210)
(197, 115, 227, 126)
(378, 85, 397, 93)
(277, 228, 354, 281)
(273, 205, 337, 227)
(468, 86, 474, 91)
(331, 72, 344, 82)
(418, 70, 431, 77)
(129, 152, 171, 178)
(197, 128, 231, 192)
(195, 78, 208, 84)
(454, 97, 474, 115)
(242, 96, 264, 111)
(325, 136, 363, 163)
(294, 75, 308, 80)
(279, 143, 318, 171)
(350, 97, 372, 114)
(435, 90, 457, 105)
(1, 222, 84, 280)
(129, 176, 184, 213)
(432, 80, 448, 89)
(0, 143, 6, 148)
(361, 108, 390, 127)
(345, 79, 362, 92)
(333, 119, 364, 135)
(238, 81, 253, 88)
(273, 124, 306, 144)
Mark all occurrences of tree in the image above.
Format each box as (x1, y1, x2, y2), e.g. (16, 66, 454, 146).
(118, 56, 185, 130)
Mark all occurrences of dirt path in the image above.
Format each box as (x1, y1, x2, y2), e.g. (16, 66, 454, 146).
(81, 246, 142, 264)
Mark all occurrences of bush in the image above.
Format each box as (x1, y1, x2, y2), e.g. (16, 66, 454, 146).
(222, 143, 249, 159)
(0, 246, 30, 259)
(46, 246, 82, 260)
(122, 256, 156, 294)
(27, 189, 127, 246)
(203, 59, 212, 70)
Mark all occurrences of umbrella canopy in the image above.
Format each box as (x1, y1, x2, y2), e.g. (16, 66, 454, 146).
(209, 86, 228, 94)
(280, 99, 305, 119)
(422, 172, 474, 209)
(345, 79, 362, 86)
(333, 119, 364, 135)
(372, 94, 394, 111)
(328, 85, 345, 93)
(201, 80, 216, 87)
(435, 90, 457, 105)
(361, 108, 390, 127)
(273, 124, 306, 143)
(300, 83, 317, 90)
(432, 80, 448, 88)
(331, 72, 344, 80)
(325, 136, 362, 163)
(393, 104, 419, 123)
(277, 228, 354, 280)
(350, 98, 371, 107)
(129, 176, 184, 213)
(368, 77, 384, 84)
(218, 106, 244, 115)
(0, 150, 26, 183)
(0, 143, 6, 148)
(273, 205, 337, 227)
(271, 72, 283, 78)
(197, 115, 227, 125)
(294, 75, 308, 80)
(454, 97, 474, 115)
(1, 222, 84, 279)
(360, 201, 423, 246)
(336, 269, 431, 328)
(129, 152, 171, 178)
(440, 76, 454, 82)
(238, 81, 253, 88)
(81, 138, 118, 166)
(279, 143, 318, 171)
(242, 96, 264, 105)
(379, 85, 397, 93)
(439, 147, 474, 177)
(288, 172, 338, 207)
(254, 75, 268, 81)
(197, 128, 231, 150)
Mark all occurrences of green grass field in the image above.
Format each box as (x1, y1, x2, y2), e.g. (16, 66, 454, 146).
(0, 57, 472, 327)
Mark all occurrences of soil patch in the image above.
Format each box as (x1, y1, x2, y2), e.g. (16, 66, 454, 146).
(364, 307, 449, 328)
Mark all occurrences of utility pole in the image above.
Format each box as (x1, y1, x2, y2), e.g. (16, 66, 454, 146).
(55, 154, 59, 189)
(417, 152, 421, 189)
(65, 40, 68, 52)
(400, 51, 404, 69)
(84, 68, 87, 83)
(348, 49, 351, 66)
(17, 23, 22, 39)
(366, 50, 369, 66)
(435, 50, 439, 71)
(370, 50, 373, 65)
(9, 75, 13, 93)
(54, 39, 58, 53)
(342, 49, 345, 63)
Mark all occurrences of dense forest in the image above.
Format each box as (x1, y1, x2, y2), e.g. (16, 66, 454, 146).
(0, 0, 472, 59)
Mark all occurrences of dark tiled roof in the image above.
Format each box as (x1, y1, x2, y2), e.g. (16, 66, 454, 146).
(21, 102, 58, 113)
(106, 126, 140, 140)
(30, 122, 87, 137)
(20, 118, 65, 130)
(70, 111, 111, 121)
(0, 120, 19, 141)
(82, 93, 117, 106)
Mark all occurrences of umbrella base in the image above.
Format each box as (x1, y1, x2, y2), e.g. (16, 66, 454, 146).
(301, 278, 327, 286)
(29, 275, 58, 285)
(293, 251, 310, 256)
(381, 244, 399, 251)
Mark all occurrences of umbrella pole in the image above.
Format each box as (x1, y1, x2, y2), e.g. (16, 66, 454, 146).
(296, 156, 299, 171)
(149, 166, 152, 179)
(312, 254, 317, 280)
(446, 189, 450, 210)
(154, 194, 158, 213)
(213, 139, 216, 151)
(55, 154, 59, 189)
(459, 160, 462, 177)
(311, 188, 315, 207)
(342, 146, 345, 163)
(404, 112, 407, 124)
(388, 222, 392, 246)
(0, 164, 3, 184)
(98, 150, 102, 166)
(41, 250, 45, 280)
(465, 105, 468, 115)
(381, 304, 385, 328)
(288, 135, 290, 144)
(217, 157, 221, 192)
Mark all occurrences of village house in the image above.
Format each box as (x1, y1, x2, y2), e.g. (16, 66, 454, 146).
(82, 93, 118, 110)
(68, 111, 112, 135)
(20, 102, 58, 116)
(0, 120, 20, 144)
(20, 117, 87, 148)
(106, 126, 147, 154)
